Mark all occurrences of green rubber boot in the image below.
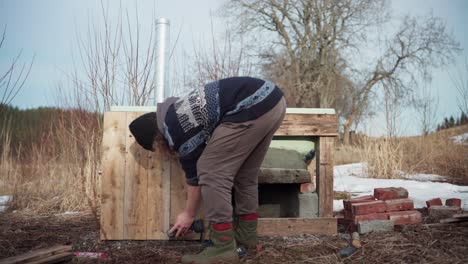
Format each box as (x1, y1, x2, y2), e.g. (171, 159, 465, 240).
(234, 216, 258, 250)
(181, 224, 239, 264)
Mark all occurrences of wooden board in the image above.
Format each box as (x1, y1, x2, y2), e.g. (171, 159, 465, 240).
(147, 143, 169, 239)
(100, 111, 170, 240)
(124, 112, 149, 239)
(258, 218, 337, 236)
(316, 137, 334, 217)
(258, 168, 311, 184)
(27, 252, 73, 264)
(0, 245, 72, 264)
(100, 112, 127, 240)
(275, 114, 338, 136)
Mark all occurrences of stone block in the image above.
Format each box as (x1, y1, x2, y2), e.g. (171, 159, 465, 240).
(358, 220, 394, 234)
(428, 205, 462, 220)
(298, 192, 318, 218)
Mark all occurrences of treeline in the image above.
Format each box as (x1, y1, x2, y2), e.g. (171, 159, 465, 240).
(436, 111, 468, 131)
(0, 104, 101, 158)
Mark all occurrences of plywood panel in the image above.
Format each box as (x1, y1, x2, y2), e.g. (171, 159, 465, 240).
(147, 143, 170, 239)
(123, 112, 149, 239)
(316, 137, 334, 217)
(275, 114, 338, 136)
(258, 218, 337, 236)
(100, 112, 127, 240)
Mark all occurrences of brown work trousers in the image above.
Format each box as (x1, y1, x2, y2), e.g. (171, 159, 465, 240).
(198, 97, 286, 223)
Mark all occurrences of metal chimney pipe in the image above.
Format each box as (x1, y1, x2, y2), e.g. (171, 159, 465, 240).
(155, 18, 170, 104)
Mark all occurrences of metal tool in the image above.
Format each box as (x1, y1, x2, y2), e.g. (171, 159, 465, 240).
(167, 219, 205, 240)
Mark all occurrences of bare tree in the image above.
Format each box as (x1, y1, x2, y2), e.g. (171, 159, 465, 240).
(382, 82, 404, 138)
(414, 84, 439, 136)
(451, 57, 468, 115)
(225, 1, 460, 144)
(180, 19, 253, 91)
(225, 0, 388, 108)
(61, 2, 156, 113)
(342, 15, 459, 143)
(0, 25, 34, 110)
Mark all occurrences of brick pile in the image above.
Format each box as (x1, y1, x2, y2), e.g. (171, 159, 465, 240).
(426, 197, 463, 219)
(341, 187, 422, 232)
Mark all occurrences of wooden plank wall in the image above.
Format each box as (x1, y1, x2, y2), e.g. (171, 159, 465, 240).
(101, 112, 176, 240)
(276, 114, 338, 136)
(101, 111, 338, 240)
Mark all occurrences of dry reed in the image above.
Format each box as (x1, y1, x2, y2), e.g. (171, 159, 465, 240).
(0, 111, 101, 214)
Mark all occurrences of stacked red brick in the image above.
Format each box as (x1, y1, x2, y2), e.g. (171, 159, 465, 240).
(426, 197, 463, 219)
(342, 187, 422, 229)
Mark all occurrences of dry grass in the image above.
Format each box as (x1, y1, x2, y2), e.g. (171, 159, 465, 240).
(361, 136, 405, 179)
(400, 126, 468, 183)
(334, 145, 362, 165)
(0, 111, 101, 214)
(336, 125, 468, 182)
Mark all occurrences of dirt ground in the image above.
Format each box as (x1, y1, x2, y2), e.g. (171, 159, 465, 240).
(1, 212, 467, 264)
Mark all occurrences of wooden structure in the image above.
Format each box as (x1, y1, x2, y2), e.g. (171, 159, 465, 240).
(100, 108, 338, 240)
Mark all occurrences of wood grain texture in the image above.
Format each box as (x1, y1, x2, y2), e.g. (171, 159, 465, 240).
(100, 112, 127, 240)
(123, 112, 149, 240)
(275, 114, 338, 136)
(0, 245, 72, 264)
(257, 218, 337, 236)
(170, 157, 186, 225)
(258, 168, 311, 184)
(147, 143, 169, 239)
(316, 137, 335, 217)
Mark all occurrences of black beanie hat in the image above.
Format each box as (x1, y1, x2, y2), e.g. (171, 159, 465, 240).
(129, 112, 158, 151)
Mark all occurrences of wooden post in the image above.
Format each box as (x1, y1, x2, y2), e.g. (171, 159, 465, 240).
(316, 136, 335, 217)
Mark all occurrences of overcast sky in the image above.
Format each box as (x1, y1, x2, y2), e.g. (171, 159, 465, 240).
(1, 0, 467, 136)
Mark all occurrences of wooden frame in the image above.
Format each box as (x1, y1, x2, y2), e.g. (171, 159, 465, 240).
(100, 109, 338, 240)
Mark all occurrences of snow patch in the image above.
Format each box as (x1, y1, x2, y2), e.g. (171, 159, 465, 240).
(402, 173, 447, 182)
(451, 133, 468, 145)
(334, 163, 468, 211)
(0, 195, 13, 205)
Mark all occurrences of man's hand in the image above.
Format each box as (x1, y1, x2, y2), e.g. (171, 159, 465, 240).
(169, 211, 194, 238)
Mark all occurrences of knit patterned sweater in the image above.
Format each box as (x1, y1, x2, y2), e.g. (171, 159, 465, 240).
(156, 77, 284, 186)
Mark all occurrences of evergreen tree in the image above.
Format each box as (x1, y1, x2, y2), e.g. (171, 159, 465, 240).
(449, 116, 455, 128)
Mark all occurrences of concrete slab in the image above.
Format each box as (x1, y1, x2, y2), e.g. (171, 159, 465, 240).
(358, 220, 394, 234)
